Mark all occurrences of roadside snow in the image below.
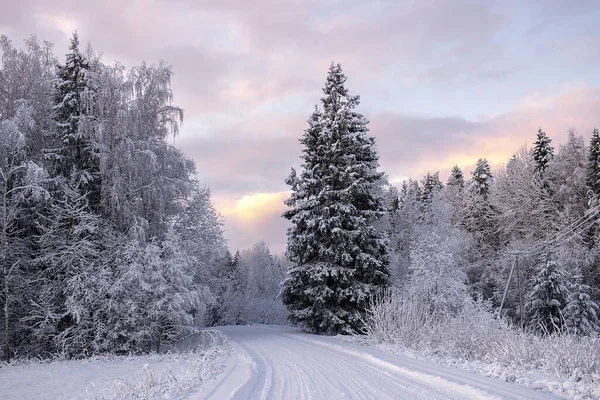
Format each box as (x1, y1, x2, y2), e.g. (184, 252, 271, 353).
(341, 335, 600, 400)
(0, 331, 231, 399)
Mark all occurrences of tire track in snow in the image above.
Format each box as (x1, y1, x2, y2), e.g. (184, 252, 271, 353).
(189, 325, 558, 400)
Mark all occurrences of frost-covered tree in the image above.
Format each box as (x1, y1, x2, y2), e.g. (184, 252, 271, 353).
(532, 128, 554, 175)
(0, 102, 49, 361)
(526, 259, 569, 334)
(0, 33, 228, 359)
(461, 159, 497, 250)
(0, 36, 56, 162)
(48, 32, 101, 210)
(105, 229, 203, 354)
(471, 158, 493, 199)
(491, 146, 557, 244)
(447, 165, 464, 188)
(547, 130, 587, 223)
(408, 232, 468, 316)
(281, 63, 389, 335)
(214, 243, 287, 326)
(31, 181, 108, 355)
(420, 172, 443, 211)
(586, 128, 600, 198)
(564, 273, 600, 336)
(241, 242, 287, 325)
(219, 251, 246, 326)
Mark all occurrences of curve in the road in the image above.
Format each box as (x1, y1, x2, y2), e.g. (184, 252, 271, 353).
(191, 325, 557, 400)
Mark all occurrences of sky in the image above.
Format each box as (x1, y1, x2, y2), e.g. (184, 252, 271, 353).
(2, 0, 600, 254)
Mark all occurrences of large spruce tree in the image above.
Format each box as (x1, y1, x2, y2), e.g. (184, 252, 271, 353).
(281, 63, 389, 335)
(49, 32, 101, 210)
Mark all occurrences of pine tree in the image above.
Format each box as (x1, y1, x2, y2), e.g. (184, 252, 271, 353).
(220, 251, 246, 325)
(532, 128, 554, 174)
(471, 158, 493, 199)
(526, 259, 569, 335)
(420, 172, 443, 207)
(281, 63, 389, 335)
(586, 128, 600, 197)
(447, 165, 464, 187)
(564, 274, 600, 336)
(49, 32, 101, 210)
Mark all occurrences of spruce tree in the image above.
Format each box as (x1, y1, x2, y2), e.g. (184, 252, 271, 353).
(420, 172, 443, 206)
(532, 128, 554, 174)
(586, 128, 600, 197)
(526, 259, 569, 335)
(564, 274, 600, 336)
(49, 32, 101, 210)
(471, 158, 493, 199)
(447, 165, 464, 187)
(281, 63, 389, 335)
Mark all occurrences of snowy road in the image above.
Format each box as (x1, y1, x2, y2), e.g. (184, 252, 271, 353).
(191, 325, 557, 400)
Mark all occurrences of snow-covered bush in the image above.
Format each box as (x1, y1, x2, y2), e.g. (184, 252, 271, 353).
(102, 330, 230, 399)
(364, 289, 600, 383)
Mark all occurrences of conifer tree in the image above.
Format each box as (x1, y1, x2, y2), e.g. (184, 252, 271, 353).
(281, 63, 389, 335)
(586, 128, 600, 198)
(532, 128, 554, 174)
(447, 165, 464, 187)
(49, 32, 101, 210)
(420, 172, 443, 207)
(471, 158, 493, 199)
(564, 273, 600, 336)
(526, 259, 569, 334)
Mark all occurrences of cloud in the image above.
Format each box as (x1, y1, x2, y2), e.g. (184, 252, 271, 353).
(214, 191, 290, 254)
(372, 86, 600, 182)
(2, 0, 600, 254)
(218, 192, 289, 224)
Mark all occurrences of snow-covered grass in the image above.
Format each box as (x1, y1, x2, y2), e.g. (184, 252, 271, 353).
(362, 291, 600, 399)
(0, 330, 231, 400)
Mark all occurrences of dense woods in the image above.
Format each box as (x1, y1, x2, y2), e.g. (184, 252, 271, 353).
(381, 128, 600, 336)
(283, 64, 600, 338)
(0, 33, 232, 360)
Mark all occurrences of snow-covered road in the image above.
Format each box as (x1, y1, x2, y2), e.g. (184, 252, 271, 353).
(191, 325, 557, 400)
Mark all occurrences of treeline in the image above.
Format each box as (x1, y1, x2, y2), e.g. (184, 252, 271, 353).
(207, 242, 288, 327)
(385, 128, 600, 335)
(0, 33, 231, 361)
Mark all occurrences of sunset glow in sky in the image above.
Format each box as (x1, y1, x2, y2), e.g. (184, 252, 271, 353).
(2, 0, 600, 253)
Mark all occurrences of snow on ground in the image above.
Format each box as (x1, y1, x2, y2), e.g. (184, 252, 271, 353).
(341, 335, 600, 400)
(0, 331, 231, 399)
(2, 325, 592, 399)
(190, 325, 559, 400)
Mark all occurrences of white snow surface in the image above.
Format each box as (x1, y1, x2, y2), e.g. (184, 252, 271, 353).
(0, 336, 230, 399)
(191, 325, 558, 400)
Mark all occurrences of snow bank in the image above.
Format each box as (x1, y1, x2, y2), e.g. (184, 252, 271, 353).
(0, 330, 231, 399)
(361, 292, 600, 399)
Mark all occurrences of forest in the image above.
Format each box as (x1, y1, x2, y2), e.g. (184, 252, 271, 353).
(1, 31, 598, 369)
(0, 33, 286, 362)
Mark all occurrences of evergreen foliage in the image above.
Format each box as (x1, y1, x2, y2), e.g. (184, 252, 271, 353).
(527, 259, 569, 335)
(447, 165, 464, 187)
(281, 63, 389, 335)
(564, 273, 600, 336)
(471, 158, 493, 199)
(586, 128, 600, 197)
(49, 32, 101, 210)
(532, 128, 554, 174)
(0, 33, 226, 360)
